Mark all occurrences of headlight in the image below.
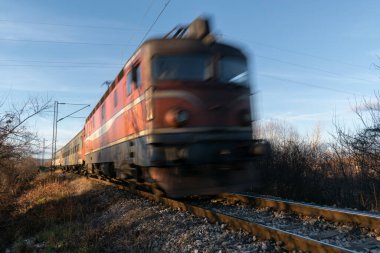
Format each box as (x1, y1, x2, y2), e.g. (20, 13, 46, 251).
(165, 108, 190, 127)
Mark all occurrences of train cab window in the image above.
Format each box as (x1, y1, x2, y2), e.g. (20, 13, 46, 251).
(218, 57, 249, 86)
(152, 54, 212, 81)
(127, 71, 132, 95)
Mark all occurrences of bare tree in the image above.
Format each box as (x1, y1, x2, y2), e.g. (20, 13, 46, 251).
(332, 94, 380, 209)
(256, 118, 380, 210)
(0, 96, 51, 195)
(257, 121, 328, 201)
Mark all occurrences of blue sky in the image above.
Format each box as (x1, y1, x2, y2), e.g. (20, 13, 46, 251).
(0, 0, 379, 155)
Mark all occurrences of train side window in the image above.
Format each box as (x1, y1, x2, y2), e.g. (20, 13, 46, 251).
(134, 64, 142, 88)
(101, 104, 105, 120)
(113, 89, 118, 107)
(127, 71, 132, 95)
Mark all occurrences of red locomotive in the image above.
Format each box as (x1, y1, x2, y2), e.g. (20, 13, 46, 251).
(54, 18, 269, 197)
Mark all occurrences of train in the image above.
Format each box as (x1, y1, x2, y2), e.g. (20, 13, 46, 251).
(53, 17, 270, 198)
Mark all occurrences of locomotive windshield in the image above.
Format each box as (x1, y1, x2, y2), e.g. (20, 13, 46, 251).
(152, 54, 249, 86)
(219, 56, 249, 86)
(152, 54, 212, 81)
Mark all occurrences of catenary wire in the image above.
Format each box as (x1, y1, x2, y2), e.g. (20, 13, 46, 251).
(223, 34, 370, 70)
(0, 64, 118, 68)
(259, 73, 363, 97)
(256, 54, 377, 85)
(0, 38, 137, 46)
(120, 0, 157, 63)
(0, 59, 121, 65)
(0, 19, 145, 32)
(138, 0, 171, 47)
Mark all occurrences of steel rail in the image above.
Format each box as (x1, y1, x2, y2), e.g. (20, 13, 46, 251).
(87, 176, 355, 253)
(220, 193, 380, 230)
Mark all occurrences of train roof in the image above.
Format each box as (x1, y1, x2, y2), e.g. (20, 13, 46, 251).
(56, 129, 83, 153)
(85, 48, 141, 123)
(142, 38, 246, 59)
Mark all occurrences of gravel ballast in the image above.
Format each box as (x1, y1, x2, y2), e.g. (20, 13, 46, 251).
(86, 188, 282, 252)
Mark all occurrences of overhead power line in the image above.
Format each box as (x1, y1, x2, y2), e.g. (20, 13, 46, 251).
(0, 58, 123, 69)
(0, 58, 120, 66)
(138, 0, 171, 47)
(256, 54, 377, 85)
(0, 19, 145, 32)
(251, 39, 370, 70)
(0, 64, 118, 68)
(0, 38, 137, 47)
(139, 0, 156, 24)
(224, 34, 370, 70)
(259, 73, 362, 96)
(120, 0, 157, 63)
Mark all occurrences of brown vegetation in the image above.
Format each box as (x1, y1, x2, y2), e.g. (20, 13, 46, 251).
(258, 114, 380, 211)
(0, 97, 52, 250)
(1, 172, 271, 252)
(0, 172, 118, 252)
(0, 97, 51, 196)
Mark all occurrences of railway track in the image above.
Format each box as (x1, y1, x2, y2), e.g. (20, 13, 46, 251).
(83, 173, 380, 253)
(194, 194, 380, 252)
(220, 193, 380, 231)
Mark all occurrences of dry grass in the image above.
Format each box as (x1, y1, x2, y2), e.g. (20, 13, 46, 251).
(0, 171, 116, 252)
(16, 173, 93, 214)
(1, 170, 278, 252)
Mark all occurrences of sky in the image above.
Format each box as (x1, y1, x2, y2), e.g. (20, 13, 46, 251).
(0, 0, 379, 158)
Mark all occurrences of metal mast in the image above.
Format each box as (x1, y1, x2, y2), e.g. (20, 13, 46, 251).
(51, 101, 58, 167)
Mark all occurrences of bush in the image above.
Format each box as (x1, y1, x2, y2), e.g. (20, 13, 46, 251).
(258, 120, 379, 211)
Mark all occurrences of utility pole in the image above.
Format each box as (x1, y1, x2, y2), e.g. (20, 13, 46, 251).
(50, 101, 90, 168)
(51, 101, 58, 167)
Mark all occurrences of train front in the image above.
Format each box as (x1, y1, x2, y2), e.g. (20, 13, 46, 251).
(143, 18, 269, 197)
